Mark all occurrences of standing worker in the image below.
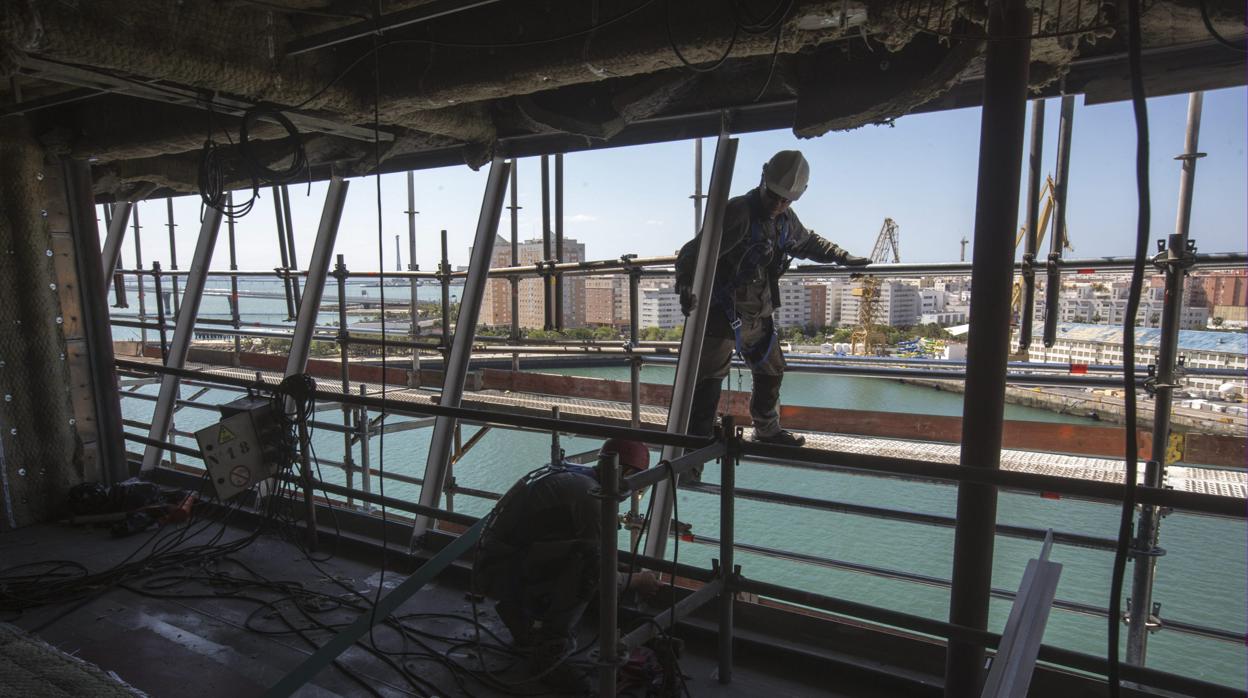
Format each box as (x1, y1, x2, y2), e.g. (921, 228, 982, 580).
(474, 438, 660, 694)
(676, 150, 871, 447)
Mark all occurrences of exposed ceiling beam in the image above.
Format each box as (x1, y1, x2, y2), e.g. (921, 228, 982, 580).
(285, 0, 505, 56)
(16, 56, 392, 143)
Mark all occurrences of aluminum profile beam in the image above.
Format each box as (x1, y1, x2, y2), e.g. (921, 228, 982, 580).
(140, 205, 224, 472)
(409, 157, 512, 543)
(978, 535, 1062, 698)
(944, 1, 1031, 694)
(99, 202, 133, 291)
(283, 177, 349, 377)
(643, 133, 738, 561)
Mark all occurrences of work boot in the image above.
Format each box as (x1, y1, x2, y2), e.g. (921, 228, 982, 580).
(496, 600, 532, 649)
(528, 637, 591, 695)
(754, 429, 806, 447)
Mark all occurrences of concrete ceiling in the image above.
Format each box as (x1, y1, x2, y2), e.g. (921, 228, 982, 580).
(0, 0, 1243, 199)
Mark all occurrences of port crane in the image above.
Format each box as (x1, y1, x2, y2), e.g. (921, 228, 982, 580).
(1011, 175, 1073, 322)
(850, 218, 900, 355)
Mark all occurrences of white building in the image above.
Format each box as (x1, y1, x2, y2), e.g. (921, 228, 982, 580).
(921, 311, 968, 326)
(775, 279, 812, 329)
(639, 286, 682, 329)
(1016, 323, 1247, 394)
(840, 280, 922, 327)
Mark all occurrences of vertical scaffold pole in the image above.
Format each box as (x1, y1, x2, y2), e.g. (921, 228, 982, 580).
(1126, 91, 1204, 666)
(597, 449, 621, 697)
(407, 171, 422, 388)
(272, 185, 296, 320)
(165, 198, 180, 315)
(132, 204, 147, 351)
(541, 154, 554, 331)
(509, 159, 521, 371)
(439, 230, 451, 357)
(718, 415, 737, 684)
(944, 1, 1031, 695)
(140, 205, 224, 472)
(1018, 99, 1045, 351)
(410, 158, 512, 544)
(644, 133, 738, 561)
(555, 153, 565, 331)
(281, 184, 303, 312)
(100, 202, 133, 294)
(1043, 94, 1075, 348)
(333, 255, 357, 506)
(692, 138, 705, 233)
(226, 194, 242, 365)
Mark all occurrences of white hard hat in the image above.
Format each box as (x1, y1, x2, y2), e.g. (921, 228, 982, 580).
(762, 150, 810, 201)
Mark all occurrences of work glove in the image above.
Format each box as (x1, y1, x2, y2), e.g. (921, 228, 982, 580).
(840, 254, 871, 267)
(678, 284, 696, 316)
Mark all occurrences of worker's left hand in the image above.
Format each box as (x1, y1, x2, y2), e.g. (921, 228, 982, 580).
(841, 254, 871, 267)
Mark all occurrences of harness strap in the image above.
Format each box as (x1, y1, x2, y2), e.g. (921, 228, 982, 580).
(712, 215, 790, 369)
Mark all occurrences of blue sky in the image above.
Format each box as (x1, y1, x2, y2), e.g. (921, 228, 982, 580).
(114, 86, 1245, 274)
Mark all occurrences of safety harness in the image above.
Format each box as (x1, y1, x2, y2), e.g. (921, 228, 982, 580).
(710, 212, 792, 368)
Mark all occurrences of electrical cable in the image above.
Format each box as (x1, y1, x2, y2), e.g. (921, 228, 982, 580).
(1107, 1, 1151, 695)
(1198, 0, 1248, 52)
(664, 0, 740, 73)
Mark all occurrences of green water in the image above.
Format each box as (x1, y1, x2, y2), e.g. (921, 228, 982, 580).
(125, 362, 1247, 690)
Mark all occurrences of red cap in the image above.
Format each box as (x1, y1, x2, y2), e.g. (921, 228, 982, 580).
(601, 439, 650, 473)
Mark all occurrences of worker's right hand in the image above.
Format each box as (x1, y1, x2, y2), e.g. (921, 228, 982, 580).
(629, 571, 662, 598)
(840, 254, 871, 267)
(678, 285, 696, 316)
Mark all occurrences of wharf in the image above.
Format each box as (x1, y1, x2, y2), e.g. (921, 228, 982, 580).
(123, 357, 1247, 500)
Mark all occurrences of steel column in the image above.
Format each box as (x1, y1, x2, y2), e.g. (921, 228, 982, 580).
(541, 154, 554, 330)
(508, 159, 521, 369)
(598, 449, 621, 697)
(62, 159, 127, 483)
(272, 185, 296, 320)
(281, 184, 303, 313)
(410, 158, 511, 543)
(284, 177, 349, 377)
(718, 416, 737, 683)
(140, 205, 224, 472)
(1018, 99, 1045, 351)
(555, 152, 565, 330)
(644, 133, 738, 560)
(692, 137, 705, 232)
(99, 202, 133, 293)
(226, 195, 242, 364)
(407, 171, 422, 387)
(1042, 95, 1075, 347)
(439, 230, 451, 350)
(132, 205, 147, 349)
(1126, 91, 1204, 665)
(945, 1, 1031, 695)
(165, 198, 180, 315)
(628, 269, 641, 429)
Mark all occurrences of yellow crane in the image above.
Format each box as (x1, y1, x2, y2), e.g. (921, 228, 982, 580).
(850, 218, 900, 355)
(1011, 175, 1073, 322)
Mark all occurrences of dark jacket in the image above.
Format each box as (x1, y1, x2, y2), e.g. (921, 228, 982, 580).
(675, 188, 849, 313)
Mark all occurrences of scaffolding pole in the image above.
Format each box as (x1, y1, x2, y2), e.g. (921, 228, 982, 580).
(407, 171, 422, 387)
(1043, 94, 1075, 347)
(1126, 91, 1204, 666)
(1018, 99, 1045, 350)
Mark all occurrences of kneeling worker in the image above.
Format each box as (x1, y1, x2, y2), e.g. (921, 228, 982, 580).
(676, 150, 871, 446)
(474, 438, 660, 693)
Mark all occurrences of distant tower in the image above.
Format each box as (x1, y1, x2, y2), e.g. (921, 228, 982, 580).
(960, 236, 969, 262)
(395, 235, 401, 271)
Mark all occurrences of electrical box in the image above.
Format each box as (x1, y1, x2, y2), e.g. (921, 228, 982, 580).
(195, 396, 282, 501)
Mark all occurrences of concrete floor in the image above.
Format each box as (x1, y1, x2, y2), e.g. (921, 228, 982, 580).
(1, 520, 851, 697)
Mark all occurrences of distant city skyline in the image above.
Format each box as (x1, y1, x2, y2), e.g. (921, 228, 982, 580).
(107, 87, 1246, 276)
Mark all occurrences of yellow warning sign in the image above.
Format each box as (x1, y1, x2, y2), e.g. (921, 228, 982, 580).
(218, 425, 236, 445)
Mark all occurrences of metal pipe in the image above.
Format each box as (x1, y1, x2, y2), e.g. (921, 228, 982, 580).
(165, 198, 181, 315)
(541, 154, 554, 330)
(284, 177, 349, 377)
(151, 262, 169, 362)
(439, 229, 451, 357)
(333, 255, 356, 505)
(1126, 91, 1205, 666)
(644, 133, 738, 560)
(62, 158, 128, 483)
(281, 184, 303, 313)
(718, 415, 737, 683)
(598, 449, 620, 696)
(509, 159, 521, 369)
(411, 159, 512, 543)
(227, 194, 242, 364)
(1043, 95, 1075, 348)
(100, 202, 133, 296)
(359, 384, 372, 502)
(692, 137, 704, 232)
(272, 184, 297, 320)
(140, 205, 224, 471)
(407, 171, 422, 388)
(132, 204, 147, 349)
(555, 152, 565, 331)
(945, 2, 1031, 695)
(629, 269, 641, 429)
(1019, 99, 1045, 351)
(297, 406, 318, 550)
(625, 442, 725, 492)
